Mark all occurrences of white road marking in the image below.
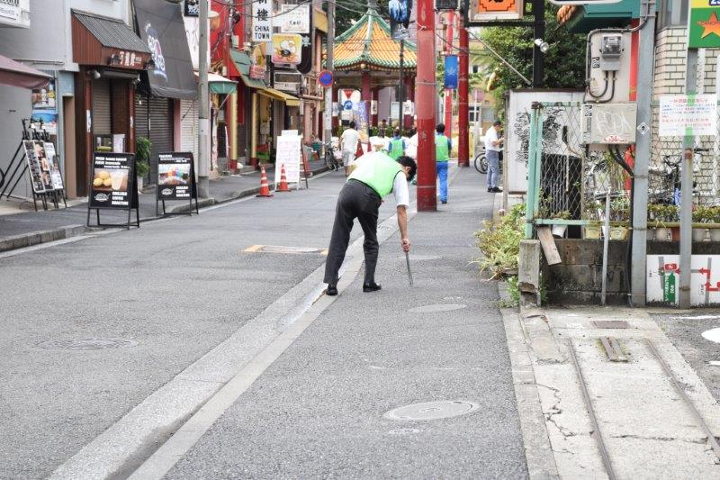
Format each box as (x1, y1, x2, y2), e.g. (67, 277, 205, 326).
(701, 327, 720, 344)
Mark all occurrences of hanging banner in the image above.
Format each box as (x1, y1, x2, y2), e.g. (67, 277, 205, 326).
(444, 55, 458, 89)
(389, 0, 413, 40)
(252, 0, 272, 42)
(278, 4, 310, 34)
(689, 0, 720, 49)
(271, 34, 302, 65)
(471, 0, 524, 22)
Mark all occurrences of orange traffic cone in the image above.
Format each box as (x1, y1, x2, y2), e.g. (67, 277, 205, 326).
(277, 165, 291, 192)
(256, 165, 273, 197)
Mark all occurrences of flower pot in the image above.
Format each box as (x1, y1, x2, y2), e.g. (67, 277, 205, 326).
(610, 226, 629, 241)
(551, 224, 567, 238)
(693, 228, 708, 242)
(584, 225, 602, 239)
(655, 227, 672, 242)
(711, 229, 720, 242)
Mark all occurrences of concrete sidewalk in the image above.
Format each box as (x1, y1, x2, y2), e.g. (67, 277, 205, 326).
(0, 160, 328, 252)
(502, 302, 720, 479)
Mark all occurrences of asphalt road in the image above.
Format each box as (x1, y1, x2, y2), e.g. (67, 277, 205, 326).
(653, 311, 720, 404)
(0, 167, 527, 479)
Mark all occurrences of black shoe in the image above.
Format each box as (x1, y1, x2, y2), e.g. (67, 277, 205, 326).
(487, 188, 492, 192)
(363, 282, 382, 292)
(326, 284, 338, 296)
(492, 187, 503, 193)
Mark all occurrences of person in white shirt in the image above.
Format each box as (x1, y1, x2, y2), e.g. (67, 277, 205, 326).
(324, 152, 416, 296)
(484, 120, 504, 192)
(340, 121, 361, 175)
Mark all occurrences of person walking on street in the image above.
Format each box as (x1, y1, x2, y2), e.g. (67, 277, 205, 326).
(340, 121, 361, 176)
(484, 120, 504, 193)
(385, 128, 406, 160)
(324, 152, 417, 296)
(435, 123, 451, 204)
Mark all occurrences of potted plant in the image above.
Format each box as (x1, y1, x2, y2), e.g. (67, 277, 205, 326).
(135, 136, 152, 192)
(583, 201, 603, 239)
(551, 210, 572, 238)
(692, 206, 710, 242)
(609, 197, 630, 240)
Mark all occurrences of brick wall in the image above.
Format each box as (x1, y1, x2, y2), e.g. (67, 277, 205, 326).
(653, 27, 720, 98)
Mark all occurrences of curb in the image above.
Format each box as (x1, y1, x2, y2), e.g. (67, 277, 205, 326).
(0, 166, 330, 254)
(0, 224, 88, 253)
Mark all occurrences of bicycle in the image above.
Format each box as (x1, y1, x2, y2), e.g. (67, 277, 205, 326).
(473, 151, 487, 174)
(324, 142, 340, 171)
(648, 148, 708, 205)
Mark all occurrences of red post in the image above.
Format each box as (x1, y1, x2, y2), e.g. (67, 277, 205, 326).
(362, 72, 371, 148)
(458, 21, 469, 167)
(416, 0, 437, 211)
(444, 11, 454, 138)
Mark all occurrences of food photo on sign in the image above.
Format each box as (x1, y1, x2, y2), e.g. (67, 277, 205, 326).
(272, 34, 302, 65)
(159, 163, 190, 187)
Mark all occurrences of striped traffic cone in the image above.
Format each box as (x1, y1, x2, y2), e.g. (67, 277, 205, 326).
(277, 165, 291, 192)
(256, 165, 273, 197)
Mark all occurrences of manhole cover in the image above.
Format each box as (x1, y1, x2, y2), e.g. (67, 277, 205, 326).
(38, 338, 139, 350)
(408, 304, 467, 313)
(592, 321, 630, 329)
(384, 401, 479, 421)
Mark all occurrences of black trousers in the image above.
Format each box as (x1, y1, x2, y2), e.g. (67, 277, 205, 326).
(324, 180, 381, 286)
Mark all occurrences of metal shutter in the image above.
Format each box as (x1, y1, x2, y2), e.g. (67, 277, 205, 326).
(148, 97, 173, 182)
(180, 99, 198, 161)
(92, 79, 111, 135)
(135, 92, 149, 140)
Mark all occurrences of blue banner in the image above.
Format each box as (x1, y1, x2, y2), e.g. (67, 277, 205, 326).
(444, 55, 458, 90)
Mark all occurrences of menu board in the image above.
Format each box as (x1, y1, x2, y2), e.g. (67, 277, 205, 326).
(274, 135, 302, 186)
(43, 142, 64, 190)
(24, 140, 47, 194)
(89, 153, 135, 209)
(157, 152, 195, 200)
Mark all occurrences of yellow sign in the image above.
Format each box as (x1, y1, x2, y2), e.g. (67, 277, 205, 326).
(271, 34, 302, 65)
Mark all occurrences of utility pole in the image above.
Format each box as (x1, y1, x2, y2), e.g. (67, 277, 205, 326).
(398, 39, 405, 130)
(198, 0, 210, 197)
(630, 0, 656, 307)
(416, 0, 437, 211)
(324, 0, 335, 146)
(458, 14, 469, 167)
(444, 11, 454, 137)
(532, 0, 545, 88)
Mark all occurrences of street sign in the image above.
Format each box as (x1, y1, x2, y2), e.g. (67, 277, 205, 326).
(318, 70, 333, 88)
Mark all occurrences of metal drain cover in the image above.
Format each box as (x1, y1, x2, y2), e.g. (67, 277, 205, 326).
(408, 304, 467, 313)
(38, 338, 139, 350)
(592, 321, 630, 329)
(384, 400, 479, 421)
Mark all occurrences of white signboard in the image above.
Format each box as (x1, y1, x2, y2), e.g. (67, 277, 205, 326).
(279, 4, 310, 34)
(647, 254, 720, 306)
(275, 134, 302, 187)
(0, 0, 29, 28)
(252, 0, 272, 42)
(659, 95, 717, 137)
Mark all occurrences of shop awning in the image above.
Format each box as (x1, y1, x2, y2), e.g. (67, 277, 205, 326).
(194, 72, 237, 95)
(0, 54, 50, 89)
(229, 49, 267, 90)
(258, 87, 301, 107)
(71, 10, 151, 69)
(133, 0, 197, 99)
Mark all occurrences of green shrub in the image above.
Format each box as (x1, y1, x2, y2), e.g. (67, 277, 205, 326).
(473, 203, 525, 280)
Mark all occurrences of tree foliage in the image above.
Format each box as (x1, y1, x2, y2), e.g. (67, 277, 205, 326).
(332, 0, 389, 36)
(479, 4, 586, 109)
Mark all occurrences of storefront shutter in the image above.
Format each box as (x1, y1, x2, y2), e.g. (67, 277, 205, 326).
(180, 99, 198, 161)
(148, 97, 174, 182)
(92, 78, 112, 135)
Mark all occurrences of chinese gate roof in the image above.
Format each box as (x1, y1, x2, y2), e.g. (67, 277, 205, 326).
(333, 7, 417, 72)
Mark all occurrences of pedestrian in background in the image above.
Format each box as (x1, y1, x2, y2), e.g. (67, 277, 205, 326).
(340, 121, 360, 176)
(484, 120, 504, 193)
(385, 128, 406, 160)
(324, 152, 417, 296)
(435, 123, 451, 204)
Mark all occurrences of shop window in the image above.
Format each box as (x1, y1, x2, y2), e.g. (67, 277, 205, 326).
(657, 0, 689, 30)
